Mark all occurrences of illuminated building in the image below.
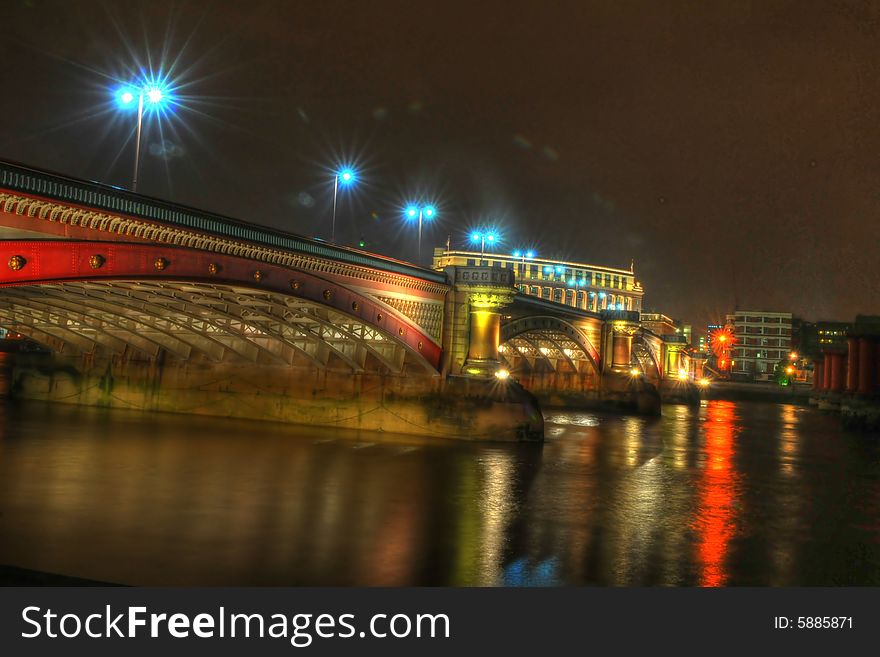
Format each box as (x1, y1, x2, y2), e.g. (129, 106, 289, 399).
(699, 324, 721, 354)
(797, 320, 851, 359)
(725, 311, 792, 381)
(432, 247, 644, 312)
(640, 313, 677, 335)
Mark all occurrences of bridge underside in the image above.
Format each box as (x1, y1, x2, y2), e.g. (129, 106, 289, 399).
(0, 281, 431, 375)
(500, 329, 597, 375)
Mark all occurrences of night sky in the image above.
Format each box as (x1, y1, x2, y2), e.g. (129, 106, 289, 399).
(2, 0, 878, 330)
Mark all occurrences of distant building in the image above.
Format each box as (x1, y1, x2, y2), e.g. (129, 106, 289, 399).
(681, 324, 693, 345)
(640, 313, 691, 344)
(640, 313, 677, 336)
(797, 320, 852, 359)
(699, 323, 722, 355)
(726, 311, 793, 380)
(432, 247, 644, 312)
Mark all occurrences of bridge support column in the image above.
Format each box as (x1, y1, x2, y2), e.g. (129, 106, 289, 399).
(449, 267, 517, 376)
(823, 352, 833, 390)
(813, 360, 824, 391)
(664, 343, 686, 379)
(657, 333, 698, 406)
(466, 306, 503, 375)
(846, 337, 860, 392)
(858, 337, 874, 396)
(612, 333, 633, 370)
(830, 353, 845, 393)
(607, 318, 640, 373)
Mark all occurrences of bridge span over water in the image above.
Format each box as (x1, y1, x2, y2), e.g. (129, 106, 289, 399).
(0, 161, 696, 440)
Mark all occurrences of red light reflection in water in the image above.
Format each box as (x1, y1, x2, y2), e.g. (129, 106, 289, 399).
(693, 401, 740, 587)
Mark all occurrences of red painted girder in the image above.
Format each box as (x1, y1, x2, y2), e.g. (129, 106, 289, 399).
(0, 240, 441, 370)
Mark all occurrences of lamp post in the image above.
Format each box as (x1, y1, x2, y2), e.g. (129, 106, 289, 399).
(470, 231, 497, 264)
(330, 168, 356, 244)
(115, 82, 169, 192)
(512, 249, 535, 280)
(404, 203, 437, 265)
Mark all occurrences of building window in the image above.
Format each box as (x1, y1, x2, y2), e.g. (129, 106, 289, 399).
(530, 286, 539, 296)
(553, 289, 563, 302)
(604, 274, 612, 287)
(529, 264, 538, 279)
(613, 275, 620, 288)
(466, 259, 476, 266)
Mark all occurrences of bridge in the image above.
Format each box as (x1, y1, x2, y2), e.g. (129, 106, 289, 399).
(0, 160, 697, 441)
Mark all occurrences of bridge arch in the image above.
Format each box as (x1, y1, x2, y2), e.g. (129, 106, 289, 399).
(0, 241, 441, 375)
(632, 333, 662, 383)
(499, 315, 600, 374)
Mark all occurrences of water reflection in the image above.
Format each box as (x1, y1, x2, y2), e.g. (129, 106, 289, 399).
(0, 399, 877, 586)
(692, 401, 739, 586)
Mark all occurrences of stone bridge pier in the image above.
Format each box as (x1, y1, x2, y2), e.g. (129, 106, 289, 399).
(436, 266, 544, 440)
(598, 310, 662, 414)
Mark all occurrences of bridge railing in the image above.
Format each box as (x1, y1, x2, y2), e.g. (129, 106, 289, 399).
(599, 309, 640, 322)
(0, 160, 446, 284)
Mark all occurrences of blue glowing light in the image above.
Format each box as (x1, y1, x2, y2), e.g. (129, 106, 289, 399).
(589, 291, 596, 296)
(555, 265, 564, 273)
(544, 266, 552, 273)
(617, 303, 624, 310)
(486, 233, 496, 242)
(599, 292, 606, 298)
(423, 205, 436, 219)
(513, 250, 521, 258)
(526, 250, 535, 259)
(338, 168, 356, 185)
(114, 74, 174, 113)
(146, 86, 164, 104)
(117, 88, 136, 106)
(405, 205, 419, 220)
(471, 232, 481, 242)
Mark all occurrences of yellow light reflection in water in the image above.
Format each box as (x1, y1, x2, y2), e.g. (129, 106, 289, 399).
(693, 400, 740, 587)
(778, 404, 799, 478)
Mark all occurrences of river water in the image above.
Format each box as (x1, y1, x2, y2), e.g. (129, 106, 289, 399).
(0, 398, 877, 586)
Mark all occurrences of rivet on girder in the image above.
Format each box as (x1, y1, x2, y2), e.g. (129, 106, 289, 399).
(7, 255, 26, 271)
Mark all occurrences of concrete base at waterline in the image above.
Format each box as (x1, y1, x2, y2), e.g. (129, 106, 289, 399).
(840, 396, 880, 431)
(601, 373, 661, 415)
(6, 354, 544, 442)
(659, 379, 701, 407)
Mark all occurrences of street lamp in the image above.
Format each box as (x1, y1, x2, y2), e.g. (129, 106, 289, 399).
(330, 167, 357, 244)
(115, 81, 170, 192)
(470, 230, 497, 264)
(404, 203, 437, 265)
(512, 249, 535, 280)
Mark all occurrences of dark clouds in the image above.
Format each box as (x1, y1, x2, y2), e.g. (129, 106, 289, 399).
(1, 0, 878, 329)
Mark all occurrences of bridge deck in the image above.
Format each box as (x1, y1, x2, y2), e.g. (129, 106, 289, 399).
(0, 160, 445, 284)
